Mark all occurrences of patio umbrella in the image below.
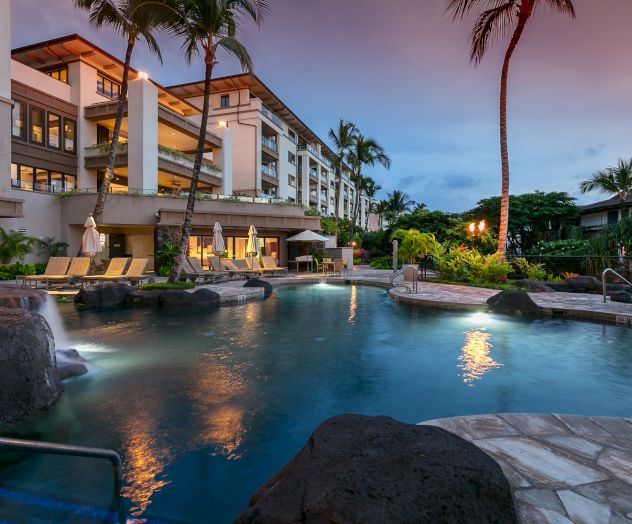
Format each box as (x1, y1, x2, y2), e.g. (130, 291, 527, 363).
(246, 225, 260, 268)
(286, 230, 329, 242)
(82, 215, 100, 257)
(211, 222, 225, 256)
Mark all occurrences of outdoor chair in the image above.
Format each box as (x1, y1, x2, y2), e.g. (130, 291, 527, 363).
(315, 257, 333, 274)
(187, 256, 223, 283)
(117, 258, 151, 285)
(82, 257, 129, 285)
(18, 257, 70, 287)
(261, 256, 288, 276)
(332, 259, 344, 277)
(234, 258, 263, 277)
(248, 256, 284, 276)
(219, 259, 254, 279)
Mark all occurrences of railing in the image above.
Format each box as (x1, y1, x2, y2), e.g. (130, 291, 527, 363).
(297, 144, 332, 168)
(261, 164, 278, 179)
(602, 268, 632, 303)
(11, 179, 69, 193)
(0, 437, 125, 524)
(261, 135, 278, 152)
(309, 169, 318, 179)
(390, 264, 420, 293)
(261, 106, 284, 128)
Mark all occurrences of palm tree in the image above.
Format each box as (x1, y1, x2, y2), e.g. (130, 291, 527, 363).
(362, 177, 381, 201)
(412, 202, 428, 214)
(384, 190, 414, 224)
(580, 158, 632, 220)
(447, 0, 576, 253)
(346, 134, 391, 231)
(168, 0, 268, 283)
(373, 200, 388, 230)
(74, 0, 172, 224)
(328, 119, 358, 220)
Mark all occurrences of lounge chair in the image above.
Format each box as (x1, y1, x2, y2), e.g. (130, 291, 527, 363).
(246, 257, 281, 276)
(18, 257, 70, 287)
(234, 258, 263, 277)
(186, 256, 223, 283)
(221, 258, 257, 278)
(36, 257, 91, 289)
(82, 257, 129, 285)
(261, 256, 288, 276)
(117, 258, 150, 285)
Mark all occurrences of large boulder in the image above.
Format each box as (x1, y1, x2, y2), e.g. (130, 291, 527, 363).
(235, 414, 516, 524)
(514, 279, 555, 293)
(544, 281, 571, 293)
(126, 289, 163, 307)
(0, 307, 62, 430)
(608, 290, 632, 303)
(243, 278, 273, 298)
(159, 288, 220, 307)
(55, 349, 89, 381)
(487, 290, 542, 317)
(74, 283, 132, 308)
(0, 284, 48, 310)
(565, 276, 601, 294)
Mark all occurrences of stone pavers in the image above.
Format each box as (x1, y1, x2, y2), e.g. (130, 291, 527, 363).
(420, 414, 632, 523)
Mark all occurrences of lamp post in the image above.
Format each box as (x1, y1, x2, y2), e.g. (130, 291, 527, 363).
(467, 219, 486, 248)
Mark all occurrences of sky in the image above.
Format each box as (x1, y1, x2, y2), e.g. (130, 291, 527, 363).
(10, 0, 632, 212)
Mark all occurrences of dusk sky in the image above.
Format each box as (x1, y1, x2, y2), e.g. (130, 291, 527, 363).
(11, 0, 632, 211)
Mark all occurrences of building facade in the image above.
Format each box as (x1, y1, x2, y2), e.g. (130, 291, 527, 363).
(0, 27, 371, 269)
(580, 195, 632, 232)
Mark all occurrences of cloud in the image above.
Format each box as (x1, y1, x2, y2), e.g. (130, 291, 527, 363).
(584, 144, 606, 157)
(437, 174, 482, 190)
(397, 175, 425, 189)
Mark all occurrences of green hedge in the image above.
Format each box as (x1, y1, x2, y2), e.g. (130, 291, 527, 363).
(0, 262, 47, 281)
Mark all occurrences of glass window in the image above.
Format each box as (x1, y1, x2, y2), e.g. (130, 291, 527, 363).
(288, 129, 296, 143)
(12, 100, 26, 139)
(97, 124, 111, 144)
(30, 107, 45, 144)
(50, 172, 64, 192)
(64, 174, 77, 191)
(47, 68, 68, 83)
(63, 118, 76, 154)
(220, 94, 230, 108)
(19, 165, 34, 191)
(34, 169, 49, 191)
(234, 237, 248, 259)
(288, 152, 296, 165)
(10, 163, 18, 188)
(97, 73, 120, 99)
(47, 113, 61, 149)
(288, 174, 296, 187)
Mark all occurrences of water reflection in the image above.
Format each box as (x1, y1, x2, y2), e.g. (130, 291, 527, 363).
(458, 328, 502, 385)
(348, 285, 357, 324)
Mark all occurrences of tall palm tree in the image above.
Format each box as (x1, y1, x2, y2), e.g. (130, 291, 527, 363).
(580, 158, 632, 220)
(168, 0, 268, 283)
(347, 134, 391, 231)
(373, 200, 388, 230)
(362, 177, 382, 201)
(328, 119, 358, 220)
(384, 190, 415, 224)
(74, 0, 171, 224)
(447, 0, 576, 253)
(412, 202, 428, 214)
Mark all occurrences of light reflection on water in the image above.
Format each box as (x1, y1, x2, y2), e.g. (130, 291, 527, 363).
(458, 328, 502, 385)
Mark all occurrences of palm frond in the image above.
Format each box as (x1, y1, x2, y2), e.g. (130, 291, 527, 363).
(470, 2, 515, 64)
(215, 35, 254, 72)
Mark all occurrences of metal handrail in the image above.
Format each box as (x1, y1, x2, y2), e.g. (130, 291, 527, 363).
(602, 268, 632, 303)
(0, 437, 125, 523)
(390, 264, 420, 293)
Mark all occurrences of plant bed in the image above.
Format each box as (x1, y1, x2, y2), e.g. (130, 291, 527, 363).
(140, 282, 196, 291)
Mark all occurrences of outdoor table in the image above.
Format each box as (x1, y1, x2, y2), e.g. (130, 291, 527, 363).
(289, 258, 313, 272)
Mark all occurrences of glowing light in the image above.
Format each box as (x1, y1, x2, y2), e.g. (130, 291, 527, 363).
(478, 220, 486, 233)
(348, 285, 357, 323)
(218, 120, 227, 128)
(470, 312, 492, 324)
(137, 71, 149, 80)
(468, 222, 475, 234)
(458, 328, 502, 385)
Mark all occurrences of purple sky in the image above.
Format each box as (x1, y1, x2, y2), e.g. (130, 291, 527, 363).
(11, 0, 632, 211)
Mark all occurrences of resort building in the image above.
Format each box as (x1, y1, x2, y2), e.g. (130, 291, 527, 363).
(0, 30, 373, 268)
(580, 195, 632, 232)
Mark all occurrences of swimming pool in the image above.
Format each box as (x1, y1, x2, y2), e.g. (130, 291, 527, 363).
(1, 284, 631, 523)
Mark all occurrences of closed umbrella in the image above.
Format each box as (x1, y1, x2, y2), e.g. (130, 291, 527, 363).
(82, 215, 100, 257)
(246, 225, 260, 269)
(211, 222, 225, 256)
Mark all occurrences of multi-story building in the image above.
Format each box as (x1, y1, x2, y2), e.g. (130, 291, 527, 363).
(0, 27, 370, 269)
(580, 195, 632, 232)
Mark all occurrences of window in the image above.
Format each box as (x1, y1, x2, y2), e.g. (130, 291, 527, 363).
(288, 129, 296, 143)
(64, 174, 77, 191)
(47, 113, 61, 149)
(11, 100, 26, 139)
(47, 67, 68, 83)
(19, 165, 34, 191)
(220, 94, 230, 108)
(608, 210, 619, 225)
(63, 118, 76, 154)
(97, 124, 111, 144)
(11, 163, 76, 192)
(35, 169, 49, 191)
(97, 73, 121, 99)
(30, 107, 45, 144)
(288, 174, 296, 187)
(288, 151, 296, 165)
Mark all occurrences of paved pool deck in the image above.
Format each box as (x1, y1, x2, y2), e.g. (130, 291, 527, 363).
(420, 414, 632, 523)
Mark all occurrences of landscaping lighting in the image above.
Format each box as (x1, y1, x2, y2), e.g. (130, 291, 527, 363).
(137, 71, 149, 80)
(218, 121, 227, 128)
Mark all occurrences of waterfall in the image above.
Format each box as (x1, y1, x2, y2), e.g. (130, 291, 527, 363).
(38, 295, 69, 350)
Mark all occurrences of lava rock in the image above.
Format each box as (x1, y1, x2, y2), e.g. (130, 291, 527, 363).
(565, 276, 601, 294)
(0, 307, 62, 431)
(126, 289, 162, 307)
(158, 288, 220, 307)
(243, 278, 273, 298)
(487, 290, 543, 317)
(514, 279, 555, 293)
(235, 414, 516, 524)
(0, 284, 48, 310)
(55, 349, 89, 381)
(544, 281, 571, 293)
(74, 283, 132, 308)
(608, 290, 632, 303)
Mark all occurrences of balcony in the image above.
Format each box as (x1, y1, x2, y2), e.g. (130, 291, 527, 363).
(261, 163, 278, 180)
(309, 190, 318, 204)
(261, 106, 283, 128)
(261, 135, 278, 153)
(298, 144, 332, 169)
(320, 192, 327, 201)
(309, 168, 318, 181)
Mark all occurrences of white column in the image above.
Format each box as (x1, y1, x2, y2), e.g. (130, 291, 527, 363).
(0, 0, 12, 194)
(300, 155, 310, 206)
(213, 124, 232, 195)
(127, 76, 158, 192)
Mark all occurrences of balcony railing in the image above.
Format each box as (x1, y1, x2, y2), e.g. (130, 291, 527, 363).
(298, 144, 332, 168)
(261, 106, 283, 128)
(261, 164, 278, 179)
(309, 168, 318, 178)
(261, 135, 278, 152)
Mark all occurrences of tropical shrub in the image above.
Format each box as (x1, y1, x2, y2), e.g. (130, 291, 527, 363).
(155, 242, 178, 277)
(369, 255, 399, 270)
(512, 257, 547, 281)
(391, 229, 443, 264)
(0, 228, 37, 264)
(36, 236, 69, 258)
(529, 239, 590, 256)
(436, 249, 513, 284)
(0, 262, 46, 281)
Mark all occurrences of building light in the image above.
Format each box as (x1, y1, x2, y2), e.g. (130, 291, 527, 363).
(218, 121, 227, 128)
(137, 71, 149, 80)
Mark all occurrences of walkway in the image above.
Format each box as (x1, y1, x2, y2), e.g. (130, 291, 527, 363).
(420, 414, 632, 523)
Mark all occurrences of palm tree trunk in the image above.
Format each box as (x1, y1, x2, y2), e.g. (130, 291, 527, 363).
(497, 13, 530, 254)
(92, 37, 135, 225)
(169, 57, 213, 283)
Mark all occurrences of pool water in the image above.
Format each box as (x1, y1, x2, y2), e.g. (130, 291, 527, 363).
(1, 284, 631, 523)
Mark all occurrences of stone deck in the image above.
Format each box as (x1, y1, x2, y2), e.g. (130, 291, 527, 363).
(421, 414, 632, 523)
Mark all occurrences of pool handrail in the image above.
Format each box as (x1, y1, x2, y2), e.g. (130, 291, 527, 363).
(0, 437, 125, 523)
(390, 264, 420, 293)
(601, 268, 632, 303)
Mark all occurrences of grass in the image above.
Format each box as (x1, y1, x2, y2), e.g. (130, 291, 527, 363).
(140, 282, 196, 291)
(425, 277, 521, 291)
